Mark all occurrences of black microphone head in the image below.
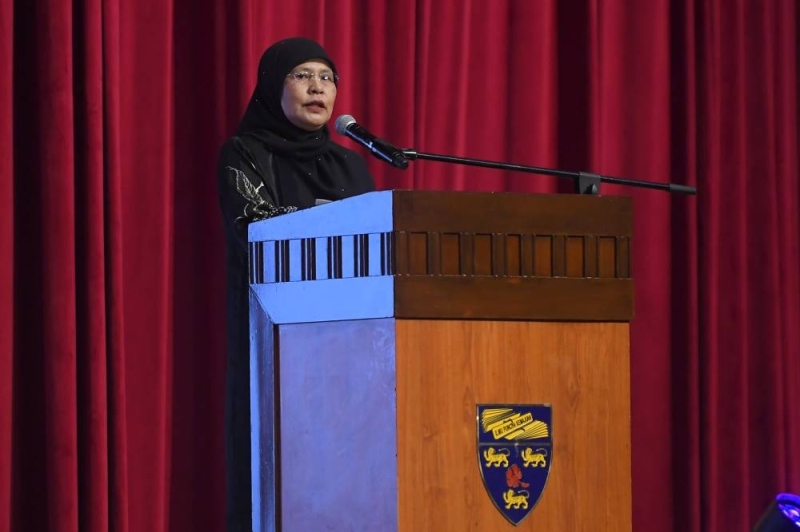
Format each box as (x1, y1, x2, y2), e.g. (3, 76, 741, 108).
(334, 114, 356, 135)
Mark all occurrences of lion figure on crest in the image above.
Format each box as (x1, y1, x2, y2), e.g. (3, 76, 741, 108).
(483, 447, 510, 468)
(521, 447, 547, 468)
(503, 489, 530, 509)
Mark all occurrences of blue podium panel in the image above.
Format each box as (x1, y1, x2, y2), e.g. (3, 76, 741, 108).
(277, 318, 398, 532)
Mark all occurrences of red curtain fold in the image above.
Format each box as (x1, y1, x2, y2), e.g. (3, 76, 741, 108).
(12, 0, 79, 530)
(2, 1, 798, 531)
(0, 1, 14, 532)
(115, 1, 176, 530)
(695, 1, 800, 528)
(73, 0, 110, 529)
(100, 0, 131, 530)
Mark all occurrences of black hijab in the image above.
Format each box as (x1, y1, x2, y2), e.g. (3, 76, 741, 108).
(236, 37, 373, 208)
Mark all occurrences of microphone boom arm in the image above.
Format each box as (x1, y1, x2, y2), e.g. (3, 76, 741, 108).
(400, 149, 696, 195)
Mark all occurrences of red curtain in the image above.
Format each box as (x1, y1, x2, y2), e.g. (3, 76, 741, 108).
(2, 0, 798, 531)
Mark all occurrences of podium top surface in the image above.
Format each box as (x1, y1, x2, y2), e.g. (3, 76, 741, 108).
(248, 190, 633, 324)
(249, 189, 632, 243)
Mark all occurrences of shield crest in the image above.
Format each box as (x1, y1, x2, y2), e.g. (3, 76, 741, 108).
(477, 404, 553, 526)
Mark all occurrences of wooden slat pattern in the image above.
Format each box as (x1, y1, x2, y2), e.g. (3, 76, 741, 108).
(427, 230, 441, 275)
(441, 233, 460, 275)
(506, 234, 521, 277)
(598, 237, 616, 278)
(552, 235, 566, 277)
(534, 236, 552, 277)
(491, 233, 505, 276)
(249, 230, 631, 285)
(584, 235, 598, 278)
(473, 234, 492, 276)
(407, 232, 427, 275)
(520, 234, 534, 277)
(565, 236, 585, 278)
(460, 233, 474, 276)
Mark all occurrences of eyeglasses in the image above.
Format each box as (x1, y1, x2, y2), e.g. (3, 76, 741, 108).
(286, 70, 339, 85)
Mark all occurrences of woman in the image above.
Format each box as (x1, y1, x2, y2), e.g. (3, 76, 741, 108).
(216, 37, 375, 531)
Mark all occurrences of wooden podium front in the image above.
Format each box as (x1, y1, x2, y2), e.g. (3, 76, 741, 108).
(248, 190, 633, 531)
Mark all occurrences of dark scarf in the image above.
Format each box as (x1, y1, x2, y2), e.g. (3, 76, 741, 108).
(236, 37, 369, 208)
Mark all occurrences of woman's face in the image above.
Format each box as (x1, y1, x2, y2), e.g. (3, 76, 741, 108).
(281, 60, 337, 131)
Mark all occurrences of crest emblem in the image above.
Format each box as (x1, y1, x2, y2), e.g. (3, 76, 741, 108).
(477, 404, 553, 526)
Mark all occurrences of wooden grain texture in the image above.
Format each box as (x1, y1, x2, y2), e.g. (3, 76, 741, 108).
(391, 190, 633, 236)
(395, 320, 632, 532)
(394, 276, 634, 321)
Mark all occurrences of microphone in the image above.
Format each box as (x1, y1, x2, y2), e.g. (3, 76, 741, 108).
(334, 115, 409, 169)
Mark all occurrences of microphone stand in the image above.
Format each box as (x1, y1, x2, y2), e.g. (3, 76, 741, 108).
(400, 149, 697, 196)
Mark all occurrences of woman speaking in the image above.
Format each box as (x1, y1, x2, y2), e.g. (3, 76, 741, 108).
(217, 37, 375, 531)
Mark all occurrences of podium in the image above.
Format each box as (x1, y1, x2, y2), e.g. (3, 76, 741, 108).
(247, 190, 633, 531)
